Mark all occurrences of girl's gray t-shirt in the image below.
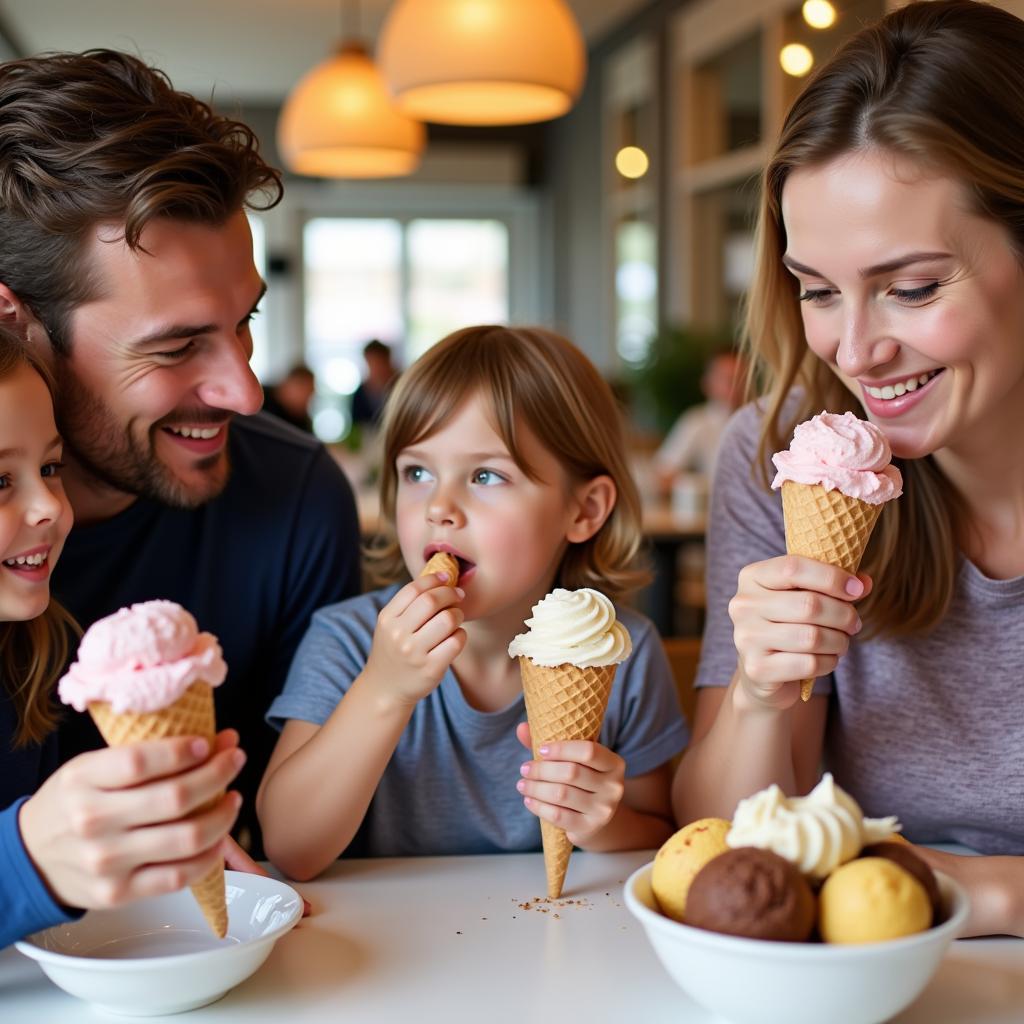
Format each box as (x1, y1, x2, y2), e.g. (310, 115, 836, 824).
(268, 587, 688, 858)
(697, 402, 1024, 855)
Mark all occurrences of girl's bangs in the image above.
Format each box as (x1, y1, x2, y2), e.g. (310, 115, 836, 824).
(396, 364, 537, 479)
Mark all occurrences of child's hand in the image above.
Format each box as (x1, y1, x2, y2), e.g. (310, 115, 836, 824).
(515, 722, 625, 846)
(364, 574, 467, 706)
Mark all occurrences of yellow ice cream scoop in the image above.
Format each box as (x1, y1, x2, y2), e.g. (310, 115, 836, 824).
(420, 551, 459, 586)
(651, 818, 731, 922)
(819, 857, 932, 944)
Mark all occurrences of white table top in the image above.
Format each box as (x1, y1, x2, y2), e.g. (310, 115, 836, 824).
(3, 850, 1023, 1023)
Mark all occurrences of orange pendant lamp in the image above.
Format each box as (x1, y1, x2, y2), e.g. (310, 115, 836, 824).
(378, 0, 587, 126)
(278, 39, 426, 179)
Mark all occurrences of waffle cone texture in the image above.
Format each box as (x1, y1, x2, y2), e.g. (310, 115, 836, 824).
(518, 656, 616, 898)
(780, 481, 882, 701)
(88, 681, 228, 938)
(420, 552, 459, 586)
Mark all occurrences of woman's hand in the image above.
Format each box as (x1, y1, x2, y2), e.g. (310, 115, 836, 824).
(365, 574, 466, 706)
(19, 730, 245, 911)
(913, 847, 1024, 938)
(515, 722, 626, 845)
(728, 555, 872, 710)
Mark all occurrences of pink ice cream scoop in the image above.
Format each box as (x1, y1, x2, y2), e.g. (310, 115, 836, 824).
(58, 600, 227, 714)
(771, 411, 902, 505)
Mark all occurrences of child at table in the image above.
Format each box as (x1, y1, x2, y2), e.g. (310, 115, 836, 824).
(0, 327, 244, 949)
(258, 325, 687, 880)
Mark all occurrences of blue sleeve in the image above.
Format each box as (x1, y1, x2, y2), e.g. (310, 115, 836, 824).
(603, 611, 690, 777)
(269, 447, 363, 702)
(266, 594, 379, 731)
(0, 798, 79, 948)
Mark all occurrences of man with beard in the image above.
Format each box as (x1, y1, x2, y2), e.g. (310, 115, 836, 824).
(0, 50, 362, 852)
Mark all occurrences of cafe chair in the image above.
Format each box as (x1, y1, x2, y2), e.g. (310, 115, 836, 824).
(661, 636, 702, 728)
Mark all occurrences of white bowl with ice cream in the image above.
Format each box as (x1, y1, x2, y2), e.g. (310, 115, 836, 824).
(626, 775, 970, 1024)
(626, 862, 967, 1024)
(16, 870, 302, 1017)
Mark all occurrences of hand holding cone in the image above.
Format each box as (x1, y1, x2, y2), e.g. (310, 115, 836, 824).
(508, 588, 631, 898)
(518, 655, 617, 897)
(772, 413, 902, 701)
(58, 600, 231, 937)
(88, 681, 228, 937)
(780, 482, 882, 700)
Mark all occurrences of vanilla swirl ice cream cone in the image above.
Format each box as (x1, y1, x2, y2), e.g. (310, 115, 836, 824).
(771, 412, 902, 700)
(726, 773, 899, 881)
(508, 588, 631, 898)
(58, 600, 230, 937)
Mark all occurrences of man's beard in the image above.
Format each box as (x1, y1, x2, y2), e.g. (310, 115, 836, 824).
(53, 366, 232, 510)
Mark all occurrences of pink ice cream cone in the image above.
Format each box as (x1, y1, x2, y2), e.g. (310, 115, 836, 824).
(771, 412, 902, 701)
(59, 600, 230, 937)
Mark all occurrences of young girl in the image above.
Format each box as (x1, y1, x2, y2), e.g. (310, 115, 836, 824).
(258, 325, 687, 881)
(673, 0, 1024, 937)
(0, 327, 245, 948)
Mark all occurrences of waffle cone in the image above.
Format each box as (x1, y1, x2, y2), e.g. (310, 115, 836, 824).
(88, 681, 227, 938)
(781, 481, 882, 701)
(518, 656, 616, 898)
(420, 551, 459, 586)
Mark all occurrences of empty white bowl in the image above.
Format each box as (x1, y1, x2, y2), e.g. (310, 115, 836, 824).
(16, 870, 302, 1017)
(624, 861, 968, 1024)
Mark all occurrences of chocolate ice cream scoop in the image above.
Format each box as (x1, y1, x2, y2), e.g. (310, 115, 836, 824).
(861, 841, 941, 923)
(685, 847, 816, 942)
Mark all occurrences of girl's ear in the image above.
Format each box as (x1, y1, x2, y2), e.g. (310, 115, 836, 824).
(0, 282, 30, 325)
(566, 474, 617, 544)
(0, 284, 51, 362)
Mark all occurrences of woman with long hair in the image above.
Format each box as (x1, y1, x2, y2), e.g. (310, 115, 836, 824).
(673, 0, 1024, 937)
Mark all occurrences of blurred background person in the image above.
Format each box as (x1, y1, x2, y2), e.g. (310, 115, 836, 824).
(350, 340, 399, 430)
(262, 363, 315, 433)
(652, 349, 745, 493)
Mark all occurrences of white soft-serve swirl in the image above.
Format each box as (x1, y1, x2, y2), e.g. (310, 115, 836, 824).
(507, 588, 632, 668)
(726, 773, 899, 880)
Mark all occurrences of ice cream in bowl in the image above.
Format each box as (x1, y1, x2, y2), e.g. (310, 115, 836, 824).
(15, 601, 302, 1016)
(624, 775, 968, 1024)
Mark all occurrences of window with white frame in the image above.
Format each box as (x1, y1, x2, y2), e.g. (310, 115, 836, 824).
(303, 216, 510, 440)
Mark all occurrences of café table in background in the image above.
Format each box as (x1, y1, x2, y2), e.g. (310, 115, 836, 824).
(3, 850, 1023, 1023)
(638, 498, 706, 637)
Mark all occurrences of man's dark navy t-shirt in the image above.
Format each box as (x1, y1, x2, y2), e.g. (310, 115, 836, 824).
(0, 687, 79, 946)
(51, 412, 362, 849)
(0, 690, 57, 808)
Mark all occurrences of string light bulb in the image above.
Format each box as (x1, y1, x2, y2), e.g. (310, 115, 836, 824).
(615, 146, 649, 180)
(802, 0, 837, 30)
(780, 43, 814, 78)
